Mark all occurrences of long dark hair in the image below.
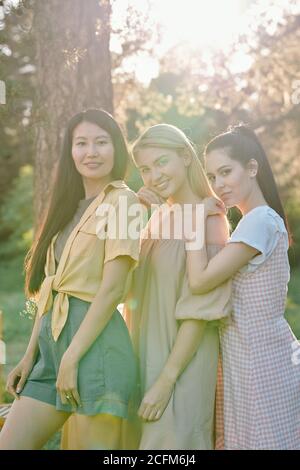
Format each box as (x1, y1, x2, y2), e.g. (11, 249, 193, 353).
(25, 108, 129, 295)
(204, 124, 291, 243)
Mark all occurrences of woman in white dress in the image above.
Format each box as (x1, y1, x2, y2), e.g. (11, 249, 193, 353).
(186, 124, 300, 449)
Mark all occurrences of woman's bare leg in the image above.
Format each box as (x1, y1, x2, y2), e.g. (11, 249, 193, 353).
(62, 413, 122, 450)
(0, 396, 71, 450)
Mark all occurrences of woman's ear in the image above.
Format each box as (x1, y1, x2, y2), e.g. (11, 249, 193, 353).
(182, 152, 192, 167)
(247, 158, 258, 178)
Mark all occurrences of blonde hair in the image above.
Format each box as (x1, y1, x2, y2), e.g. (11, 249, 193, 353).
(132, 123, 214, 199)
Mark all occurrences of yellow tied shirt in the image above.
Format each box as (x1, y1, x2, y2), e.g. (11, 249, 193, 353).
(36, 180, 142, 341)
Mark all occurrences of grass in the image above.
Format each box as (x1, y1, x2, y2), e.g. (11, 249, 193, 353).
(0, 257, 61, 449)
(0, 256, 299, 449)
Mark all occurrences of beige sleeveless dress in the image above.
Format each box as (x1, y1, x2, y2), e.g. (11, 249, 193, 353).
(123, 205, 232, 449)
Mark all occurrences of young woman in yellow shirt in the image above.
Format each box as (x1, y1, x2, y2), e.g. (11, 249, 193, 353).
(0, 109, 141, 450)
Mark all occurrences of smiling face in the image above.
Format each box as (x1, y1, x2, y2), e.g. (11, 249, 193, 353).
(135, 146, 190, 199)
(206, 148, 256, 208)
(71, 121, 114, 182)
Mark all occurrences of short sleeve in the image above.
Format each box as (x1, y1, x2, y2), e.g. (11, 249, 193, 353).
(175, 244, 232, 325)
(102, 189, 144, 266)
(228, 206, 288, 271)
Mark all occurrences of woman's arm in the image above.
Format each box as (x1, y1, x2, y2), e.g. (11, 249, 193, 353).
(159, 319, 207, 384)
(138, 319, 206, 421)
(6, 312, 41, 399)
(186, 212, 259, 295)
(56, 255, 133, 408)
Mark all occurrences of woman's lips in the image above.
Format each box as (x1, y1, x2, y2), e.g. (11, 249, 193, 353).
(84, 162, 103, 169)
(155, 180, 169, 191)
(221, 191, 232, 199)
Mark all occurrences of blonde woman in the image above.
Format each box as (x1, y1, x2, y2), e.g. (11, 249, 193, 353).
(123, 124, 232, 450)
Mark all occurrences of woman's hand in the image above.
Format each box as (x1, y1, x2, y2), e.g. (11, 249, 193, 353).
(137, 186, 166, 208)
(183, 199, 225, 244)
(138, 373, 175, 421)
(203, 196, 226, 217)
(56, 352, 82, 409)
(6, 355, 36, 400)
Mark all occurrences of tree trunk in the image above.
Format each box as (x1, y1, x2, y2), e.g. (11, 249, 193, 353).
(32, 0, 113, 223)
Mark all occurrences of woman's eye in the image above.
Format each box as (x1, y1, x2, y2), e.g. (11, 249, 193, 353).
(208, 175, 215, 183)
(77, 142, 86, 146)
(158, 157, 168, 166)
(141, 168, 150, 174)
(221, 169, 231, 176)
(96, 140, 108, 145)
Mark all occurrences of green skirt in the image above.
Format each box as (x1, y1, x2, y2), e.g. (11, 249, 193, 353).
(20, 295, 137, 418)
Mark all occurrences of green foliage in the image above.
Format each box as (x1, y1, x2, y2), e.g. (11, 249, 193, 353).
(0, 0, 35, 204)
(0, 165, 34, 259)
(285, 267, 300, 339)
(285, 198, 300, 266)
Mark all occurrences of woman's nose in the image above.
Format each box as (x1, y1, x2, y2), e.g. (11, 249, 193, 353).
(86, 143, 98, 156)
(214, 176, 225, 190)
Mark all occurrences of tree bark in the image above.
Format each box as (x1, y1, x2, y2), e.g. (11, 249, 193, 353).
(32, 0, 113, 223)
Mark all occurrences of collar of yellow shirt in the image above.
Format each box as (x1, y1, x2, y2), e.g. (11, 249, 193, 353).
(36, 179, 129, 341)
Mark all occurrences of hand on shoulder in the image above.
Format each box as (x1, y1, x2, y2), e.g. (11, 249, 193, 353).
(202, 196, 226, 218)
